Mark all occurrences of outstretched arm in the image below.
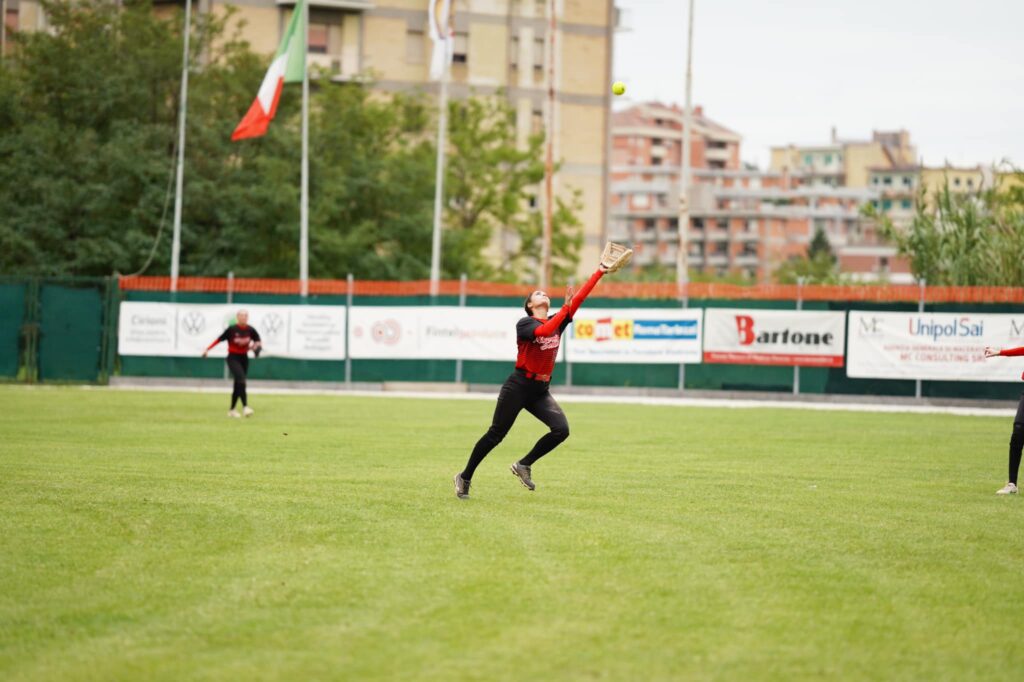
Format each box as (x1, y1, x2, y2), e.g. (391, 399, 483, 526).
(532, 268, 605, 337)
(203, 329, 230, 357)
(986, 346, 1024, 358)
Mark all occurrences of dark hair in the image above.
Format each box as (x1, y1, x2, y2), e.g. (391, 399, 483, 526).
(524, 295, 533, 315)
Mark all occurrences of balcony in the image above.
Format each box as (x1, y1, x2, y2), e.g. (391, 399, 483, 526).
(705, 254, 729, 266)
(733, 254, 759, 266)
(705, 146, 731, 163)
(277, 0, 373, 8)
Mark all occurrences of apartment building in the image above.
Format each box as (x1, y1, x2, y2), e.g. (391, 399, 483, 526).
(610, 104, 910, 283)
(770, 129, 918, 189)
(9, 0, 615, 278)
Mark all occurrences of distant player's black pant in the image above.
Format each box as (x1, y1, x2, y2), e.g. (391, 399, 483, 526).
(461, 372, 569, 481)
(1008, 393, 1024, 484)
(226, 354, 249, 409)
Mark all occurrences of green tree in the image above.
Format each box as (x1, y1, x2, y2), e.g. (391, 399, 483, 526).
(774, 226, 843, 284)
(865, 171, 1024, 286)
(445, 94, 581, 282)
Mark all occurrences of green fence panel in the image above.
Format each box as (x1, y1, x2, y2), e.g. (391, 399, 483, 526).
(39, 283, 103, 382)
(0, 284, 26, 378)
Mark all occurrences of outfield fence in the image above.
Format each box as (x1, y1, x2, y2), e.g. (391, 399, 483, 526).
(3, 275, 1024, 400)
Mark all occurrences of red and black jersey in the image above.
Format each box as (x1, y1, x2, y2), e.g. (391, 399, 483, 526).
(513, 268, 604, 379)
(516, 314, 572, 378)
(207, 324, 261, 356)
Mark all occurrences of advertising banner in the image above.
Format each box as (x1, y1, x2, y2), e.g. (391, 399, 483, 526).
(118, 302, 346, 359)
(348, 306, 528, 361)
(565, 308, 703, 364)
(703, 308, 846, 367)
(847, 311, 1024, 382)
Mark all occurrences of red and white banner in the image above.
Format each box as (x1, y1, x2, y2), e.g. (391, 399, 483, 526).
(703, 308, 846, 367)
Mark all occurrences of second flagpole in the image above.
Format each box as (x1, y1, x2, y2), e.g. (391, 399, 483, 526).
(299, 0, 310, 298)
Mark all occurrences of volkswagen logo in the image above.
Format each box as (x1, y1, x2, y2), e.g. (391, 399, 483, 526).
(263, 313, 285, 337)
(181, 311, 206, 336)
(371, 320, 401, 345)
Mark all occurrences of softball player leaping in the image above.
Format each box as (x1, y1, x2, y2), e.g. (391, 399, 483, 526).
(453, 243, 632, 499)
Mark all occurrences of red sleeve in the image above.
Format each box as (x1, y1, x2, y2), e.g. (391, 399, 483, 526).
(567, 269, 604, 318)
(534, 306, 570, 337)
(532, 269, 605, 338)
(206, 328, 230, 351)
(1000, 347, 1024, 356)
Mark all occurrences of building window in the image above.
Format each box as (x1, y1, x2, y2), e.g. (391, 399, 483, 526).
(824, 154, 833, 164)
(882, 199, 893, 211)
(533, 37, 544, 71)
(902, 176, 912, 187)
(872, 177, 879, 185)
(406, 29, 425, 64)
(509, 36, 519, 68)
(954, 177, 962, 187)
(883, 176, 892, 186)
(967, 178, 974, 188)
(901, 199, 912, 210)
(308, 22, 329, 54)
(652, 157, 662, 166)
(452, 32, 469, 63)
(879, 256, 890, 272)
(692, 218, 705, 230)
(644, 219, 656, 231)
(803, 154, 813, 166)
(530, 108, 544, 135)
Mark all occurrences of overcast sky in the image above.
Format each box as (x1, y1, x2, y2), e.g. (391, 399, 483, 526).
(612, 0, 1023, 169)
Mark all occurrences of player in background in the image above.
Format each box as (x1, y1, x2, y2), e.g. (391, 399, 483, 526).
(984, 344, 1024, 494)
(204, 309, 261, 418)
(453, 244, 631, 499)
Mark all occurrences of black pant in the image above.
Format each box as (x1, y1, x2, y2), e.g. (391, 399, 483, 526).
(226, 354, 249, 409)
(1008, 393, 1024, 485)
(461, 372, 570, 481)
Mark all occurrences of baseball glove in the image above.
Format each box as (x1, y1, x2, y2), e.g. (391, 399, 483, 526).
(600, 241, 633, 274)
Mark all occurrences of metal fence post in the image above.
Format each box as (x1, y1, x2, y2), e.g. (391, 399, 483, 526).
(565, 276, 575, 387)
(455, 273, 466, 383)
(793, 276, 804, 395)
(915, 277, 925, 399)
(345, 273, 353, 386)
(678, 282, 688, 392)
(224, 271, 234, 380)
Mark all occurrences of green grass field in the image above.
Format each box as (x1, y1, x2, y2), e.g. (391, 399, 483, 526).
(1, 385, 1022, 681)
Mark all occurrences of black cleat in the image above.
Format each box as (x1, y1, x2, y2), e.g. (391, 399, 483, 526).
(510, 462, 535, 491)
(453, 473, 471, 499)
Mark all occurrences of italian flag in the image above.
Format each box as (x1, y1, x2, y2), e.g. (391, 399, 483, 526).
(231, 0, 306, 141)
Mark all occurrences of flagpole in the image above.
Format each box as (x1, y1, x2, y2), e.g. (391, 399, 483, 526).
(429, 52, 449, 298)
(299, 0, 310, 298)
(170, 0, 192, 294)
(541, 0, 556, 290)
